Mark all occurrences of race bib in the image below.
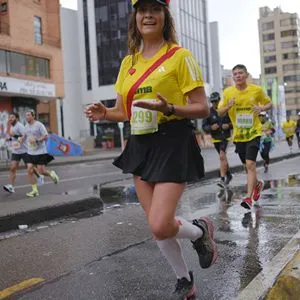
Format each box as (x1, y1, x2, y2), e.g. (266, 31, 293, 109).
(28, 140, 37, 151)
(12, 141, 21, 150)
(236, 113, 253, 128)
(131, 100, 158, 135)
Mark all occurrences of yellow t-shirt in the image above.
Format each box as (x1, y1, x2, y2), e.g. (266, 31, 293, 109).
(115, 43, 204, 124)
(218, 84, 270, 142)
(282, 120, 296, 137)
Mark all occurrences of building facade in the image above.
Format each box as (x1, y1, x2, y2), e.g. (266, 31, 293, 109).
(0, 0, 64, 138)
(258, 6, 300, 116)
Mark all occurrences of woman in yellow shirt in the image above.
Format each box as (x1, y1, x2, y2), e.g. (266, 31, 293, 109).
(84, 0, 217, 298)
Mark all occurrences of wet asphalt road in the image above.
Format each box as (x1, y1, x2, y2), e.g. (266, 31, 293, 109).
(0, 157, 300, 299)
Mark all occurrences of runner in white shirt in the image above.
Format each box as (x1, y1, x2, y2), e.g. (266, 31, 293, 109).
(3, 112, 28, 193)
(21, 110, 59, 197)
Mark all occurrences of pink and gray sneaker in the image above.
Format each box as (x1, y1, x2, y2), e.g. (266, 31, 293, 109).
(252, 180, 264, 201)
(191, 217, 218, 269)
(241, 197, 252, 210)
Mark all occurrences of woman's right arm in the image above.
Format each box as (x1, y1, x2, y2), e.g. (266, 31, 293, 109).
(105, 93, 128, 122)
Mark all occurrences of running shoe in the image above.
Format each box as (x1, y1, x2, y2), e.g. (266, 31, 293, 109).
(216, 178, 226, 189)
(252, 180, 264, 201)
(225, 172, 233, 185)
(241, 197, 252, 209)
(172, 271, 196, 300)
(26, 190, 39, 197)
(3, 184, 15, 193)
(50, 171, 59, 184)
(37, 175, 45, 186)
(191, 218, 218, 269)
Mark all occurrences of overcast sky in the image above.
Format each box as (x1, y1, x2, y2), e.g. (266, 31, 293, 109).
(60, 0, 300, 78)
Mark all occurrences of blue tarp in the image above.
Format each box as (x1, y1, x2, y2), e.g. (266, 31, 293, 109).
(46, 134, 83, 157)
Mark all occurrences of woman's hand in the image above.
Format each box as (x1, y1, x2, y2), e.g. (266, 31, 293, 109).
(133, 93, 169, 114)
(84, 102, 107, 122)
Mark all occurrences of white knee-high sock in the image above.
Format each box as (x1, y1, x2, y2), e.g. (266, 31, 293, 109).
(156, 238, 191, 280)
(175, 216, 203, 241)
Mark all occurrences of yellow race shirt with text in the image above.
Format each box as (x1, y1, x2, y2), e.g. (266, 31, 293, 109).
(282, 120, 296, 137)
(115, 44, 204, 124)
(218, 84, 270, 142)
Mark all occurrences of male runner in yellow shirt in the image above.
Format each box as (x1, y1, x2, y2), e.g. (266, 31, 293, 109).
(282, 115, 297, 153)
(218, 64, 272, 209)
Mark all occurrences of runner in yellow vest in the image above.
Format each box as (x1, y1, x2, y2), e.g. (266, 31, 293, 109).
(84, 0, 217, 298)
(282, 115, 297, 153)
(218, 64, 272, 210)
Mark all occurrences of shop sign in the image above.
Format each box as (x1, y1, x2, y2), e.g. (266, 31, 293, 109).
(0, 76, 56, 98)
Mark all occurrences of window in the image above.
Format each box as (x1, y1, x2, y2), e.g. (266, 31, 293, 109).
(0, 49, 6, 72)
(281, 30, 297, 38)
(263, 43, 276, 52)
(284, 75, 300, 82)
(262, 21, 274, 31)
(265, 66, 277, 74)
(34, 16, 43, 44)
(280, 18, 298, 27)
(263, 33, 275, 41)
(281, 41, 298, 48)
(0, 2, 7, 12)
(264, 55, 276, 64)
(282, 52, 299, 60)
(283, 64, 300, 72)
(286, 98, 297, 105)
(5, 50, 49, 78)
(83, 0, 92, 90)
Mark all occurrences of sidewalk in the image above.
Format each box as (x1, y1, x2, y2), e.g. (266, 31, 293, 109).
(1, 142, 300, 234)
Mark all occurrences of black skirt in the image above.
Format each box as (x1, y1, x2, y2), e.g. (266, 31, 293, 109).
(25, 153, 54, 166)
(113, 119, 205, 183)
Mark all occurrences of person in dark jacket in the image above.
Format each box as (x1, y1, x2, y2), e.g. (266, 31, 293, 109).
(202, 92, 233, 186)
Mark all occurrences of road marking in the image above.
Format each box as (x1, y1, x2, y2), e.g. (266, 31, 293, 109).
(13, 171, 124, 189)
(237, 229, 300, 300)
(0, 277, 44, 299)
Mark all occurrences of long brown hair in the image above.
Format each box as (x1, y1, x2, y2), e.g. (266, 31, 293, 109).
(128, 6, 178, 56)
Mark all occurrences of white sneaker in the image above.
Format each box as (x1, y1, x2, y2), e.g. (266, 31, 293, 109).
(3, 184, 15, 193)
(37, 175, 45, 186)
(50, 171, 59, 184)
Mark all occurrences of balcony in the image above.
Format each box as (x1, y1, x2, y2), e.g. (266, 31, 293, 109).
(0, 21, 9, 35)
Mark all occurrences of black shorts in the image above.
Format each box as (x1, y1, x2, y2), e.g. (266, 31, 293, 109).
(25, 154, 54, 166)
(286, 136, 293, 143)
(113, 119, 205, 183)
(11, 153, 27, 163)
(234, 136, 260, 164)
(214, 140, 228, 154)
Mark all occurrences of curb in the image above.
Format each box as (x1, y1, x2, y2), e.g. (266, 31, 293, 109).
(265, 251, 300, 300)
(0, 195, 103, 233)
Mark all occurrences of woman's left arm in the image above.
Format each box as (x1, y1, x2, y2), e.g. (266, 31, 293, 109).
(173, 87, 209, 119)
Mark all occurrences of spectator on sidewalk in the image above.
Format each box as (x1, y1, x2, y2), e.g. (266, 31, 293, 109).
(282, 115, 297, 153)
(84, 0, 218, 298)
(202, 92, 233, 187)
